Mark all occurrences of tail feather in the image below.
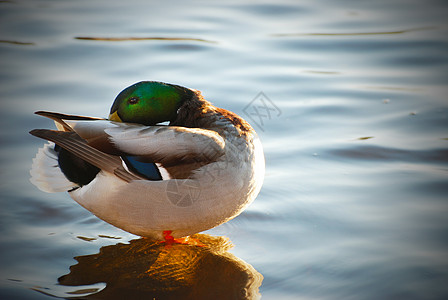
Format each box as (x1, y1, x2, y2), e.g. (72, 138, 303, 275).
(30, 142, 78, 193)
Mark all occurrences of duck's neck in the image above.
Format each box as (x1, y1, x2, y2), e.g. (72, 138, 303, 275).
(171, 90, 213, 128)
(172, 90, 254, 137)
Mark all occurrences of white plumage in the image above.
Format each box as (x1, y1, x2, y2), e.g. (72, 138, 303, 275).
(30, 142, 78, 193)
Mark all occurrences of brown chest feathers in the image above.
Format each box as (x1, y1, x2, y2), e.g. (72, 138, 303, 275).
(173, 90, 253, 136)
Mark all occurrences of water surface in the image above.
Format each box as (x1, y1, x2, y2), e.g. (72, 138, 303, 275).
(1, 0, 447, 299)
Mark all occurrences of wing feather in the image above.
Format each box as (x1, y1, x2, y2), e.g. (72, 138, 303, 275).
(32, 111, 225, 171)
(35, 111, 105, 132)
(62, 119, 225, 165)
(29, 129, 144, 182)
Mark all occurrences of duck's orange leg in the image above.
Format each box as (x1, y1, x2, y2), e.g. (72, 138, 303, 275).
(160, 230, 205, 247)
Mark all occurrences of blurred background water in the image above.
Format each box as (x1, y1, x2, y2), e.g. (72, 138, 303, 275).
(1, 0, 448, 299)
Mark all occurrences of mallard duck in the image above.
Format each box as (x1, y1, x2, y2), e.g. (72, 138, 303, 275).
(30, 81, 264, 240)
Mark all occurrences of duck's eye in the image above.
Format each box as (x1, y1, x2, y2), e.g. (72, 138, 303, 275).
(128, 97, 139, 105)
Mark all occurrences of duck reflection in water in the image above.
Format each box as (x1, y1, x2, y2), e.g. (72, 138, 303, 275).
(57, 234, 263, 300)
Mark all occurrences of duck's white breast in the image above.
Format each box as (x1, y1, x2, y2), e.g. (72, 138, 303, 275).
(69, 132, 264, 239)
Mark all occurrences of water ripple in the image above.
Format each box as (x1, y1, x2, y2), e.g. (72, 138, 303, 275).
(271, 26, 437, 37)
(0, 40, 34, 46)
(328, 145, 448, 163)
(75, 36, 217, 44)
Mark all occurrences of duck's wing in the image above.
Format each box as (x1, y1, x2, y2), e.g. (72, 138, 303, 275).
(35, 111, 106, 131)
(34, 111, 225, 165)
(64, 119, 226, 166)
(29, 129, 144, 183)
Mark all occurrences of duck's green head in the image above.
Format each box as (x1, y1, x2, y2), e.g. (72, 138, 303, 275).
(109, 81, 194, 125)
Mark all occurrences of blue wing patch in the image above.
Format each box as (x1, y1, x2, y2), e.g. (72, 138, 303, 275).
(122, 156, 162, 180)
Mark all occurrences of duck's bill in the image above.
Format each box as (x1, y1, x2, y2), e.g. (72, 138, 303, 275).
(108, 111, 122, 122)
